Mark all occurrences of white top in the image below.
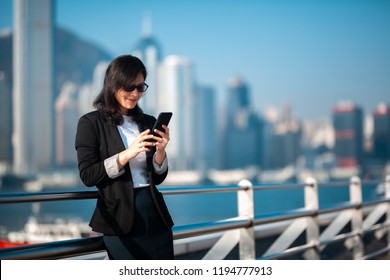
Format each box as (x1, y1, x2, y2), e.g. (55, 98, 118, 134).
(117, 115, 149, 187)
(103, 115, 168, 187)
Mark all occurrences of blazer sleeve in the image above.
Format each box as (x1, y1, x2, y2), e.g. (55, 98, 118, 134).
(152, 167, 168, 186)
(75, 115, 109, 187)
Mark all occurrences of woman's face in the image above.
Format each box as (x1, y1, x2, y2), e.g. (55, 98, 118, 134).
(115, 72, 145, 115)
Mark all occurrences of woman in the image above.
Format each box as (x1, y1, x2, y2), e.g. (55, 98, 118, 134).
(75, 55, 174, 260)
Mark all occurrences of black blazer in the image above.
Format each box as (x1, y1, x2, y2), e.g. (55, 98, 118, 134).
(75, 110, 174, 235)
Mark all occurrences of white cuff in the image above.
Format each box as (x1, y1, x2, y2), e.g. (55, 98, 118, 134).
(104, 154, 125, 179)
(153, 153, 168, 175)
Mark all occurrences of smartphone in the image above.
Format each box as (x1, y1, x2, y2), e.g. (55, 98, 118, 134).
(150, 112, 173, 139)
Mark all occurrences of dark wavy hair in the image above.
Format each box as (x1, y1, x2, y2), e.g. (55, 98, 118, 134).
(93, 55, 147, 125)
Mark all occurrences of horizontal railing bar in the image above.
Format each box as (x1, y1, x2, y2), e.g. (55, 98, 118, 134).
(252, 179, 381, 192)
(362, 198, 390, 208)
(318, 180, 382, 188)
(164, 179, 382, 195)
(316, 181, 350, 188)
(173, 217, 252, 239)
(318, 202, 360, 215)
(0, 179, 384, 204)
(252, 183, 306, 191)
(0, 236, 104, 260)
(254, 208, 315, 226)
(0, 191, 98, 204)
(160, 185, 245, 195)
(0, 186, 246, 204)
(258, 243, 316, 260)
(363, 246, 390, 260)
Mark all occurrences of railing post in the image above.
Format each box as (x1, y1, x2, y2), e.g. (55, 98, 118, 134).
(237, 179, 255, 260)
(348, 176, 364, 259)
(385, 174, 390, 251)
(304, 177, 320, 259)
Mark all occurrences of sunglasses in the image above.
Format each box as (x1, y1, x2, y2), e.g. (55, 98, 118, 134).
(123, 83, 149, 93)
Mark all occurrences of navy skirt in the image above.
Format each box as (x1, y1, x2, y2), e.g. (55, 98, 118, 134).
(103, 187, 174, 260)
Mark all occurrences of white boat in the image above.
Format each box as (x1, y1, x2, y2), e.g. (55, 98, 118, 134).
(7, 217, 95, 244)
(208, 166, 259, 185)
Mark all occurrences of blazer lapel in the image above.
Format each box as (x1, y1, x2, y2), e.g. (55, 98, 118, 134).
(103, 118, 125, 156)
(103, 118, 135, 181)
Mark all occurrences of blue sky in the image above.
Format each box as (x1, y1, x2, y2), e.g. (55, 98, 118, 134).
(1, 0, 390, 119)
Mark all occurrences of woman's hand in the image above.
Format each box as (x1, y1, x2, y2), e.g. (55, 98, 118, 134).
(152, 125, 170, 165)
(117, 129, 154, 169)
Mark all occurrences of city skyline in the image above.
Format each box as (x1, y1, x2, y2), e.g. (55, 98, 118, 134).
(1, 0, 389, 119)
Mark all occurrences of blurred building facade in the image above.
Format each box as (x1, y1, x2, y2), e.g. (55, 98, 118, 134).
(263, 103, 303, 169)
(55, 82, 78, 167)
(221, 77, 263, 169)
(157, 55, 196, 170)
(133, 25, 218, 172)
(194, 85, 218, 171)
(12, 0, 55, 175)
(0, 71, 13, 169)
(133, 17, 162, 117)
(55, 61, 109, 168)
(372, 103, 390, 164)
(332, 102, 364, 168)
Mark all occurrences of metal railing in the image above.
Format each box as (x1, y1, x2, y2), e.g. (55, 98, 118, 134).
(0, 175, 389, 260)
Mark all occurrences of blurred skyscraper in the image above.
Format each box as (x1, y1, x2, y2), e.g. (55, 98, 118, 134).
(332, 102, 364, 168)
(194, 85, 217, 171)
(221, 77, 263, 169)
(55, 61, 109, 167)
(263, 103, 303, 169)
(301, 118, 334, 171)
(157, 56, 196, 170)
(133, 24, 218, 172)
(372, 102, 390, 163)
(77, 61, 109, 116)
(227, 77, 250, 116)
(55, 82, 78, 167)
(133, 17, 161, 117)
(13, 0, 55, 174)
(0, 71, 13, 169)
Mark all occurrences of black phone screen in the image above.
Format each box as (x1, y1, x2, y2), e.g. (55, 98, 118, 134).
(151, 112, 173, 138)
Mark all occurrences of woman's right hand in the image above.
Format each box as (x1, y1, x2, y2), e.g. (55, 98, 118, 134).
(117, 129, 154, 169)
